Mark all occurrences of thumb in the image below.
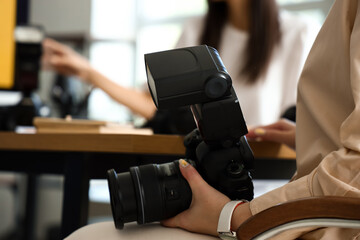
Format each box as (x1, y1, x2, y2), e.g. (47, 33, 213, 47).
(178, 159, 207, 193)
(161, 159, 200, 228)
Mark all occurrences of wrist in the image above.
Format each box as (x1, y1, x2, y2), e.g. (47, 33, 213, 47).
(217, 200, 249, 239)
(81, 66, 96, 85)
(231, 202, 252, 232)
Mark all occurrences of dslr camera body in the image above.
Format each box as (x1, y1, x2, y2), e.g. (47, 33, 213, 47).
(107, 45, 254, 229)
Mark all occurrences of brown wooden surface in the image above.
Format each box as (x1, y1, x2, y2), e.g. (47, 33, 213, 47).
(0, 132, 185, 155)
(0, 132, 296, 159)
(236, 196, 360, 240)
(249, 141, 296, 159)
(33, 117, 154, 134)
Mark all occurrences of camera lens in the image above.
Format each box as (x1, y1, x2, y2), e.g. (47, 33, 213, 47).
(107, 160, 192, 229)
(107, 169, 137, 229)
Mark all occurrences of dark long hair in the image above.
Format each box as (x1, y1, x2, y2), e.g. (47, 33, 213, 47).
(200, 0, 281, 83)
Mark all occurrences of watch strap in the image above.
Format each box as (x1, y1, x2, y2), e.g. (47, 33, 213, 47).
(217, 200, 247, 239)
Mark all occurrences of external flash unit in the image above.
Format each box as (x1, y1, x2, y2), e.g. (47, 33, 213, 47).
(145, 45, 232, 109)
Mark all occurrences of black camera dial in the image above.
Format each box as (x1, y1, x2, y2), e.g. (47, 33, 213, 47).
(226, 160, 244, 177)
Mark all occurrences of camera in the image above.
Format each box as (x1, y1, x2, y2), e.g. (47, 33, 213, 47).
(107, 45, 254, 229)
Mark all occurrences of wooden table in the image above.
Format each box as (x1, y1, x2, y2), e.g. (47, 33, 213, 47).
(0, 132, 295, 239)
(0, 131, 295, 158)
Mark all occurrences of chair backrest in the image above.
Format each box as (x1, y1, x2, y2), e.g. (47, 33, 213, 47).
(236, 196, 360, 240)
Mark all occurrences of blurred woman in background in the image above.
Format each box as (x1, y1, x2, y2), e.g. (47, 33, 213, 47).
(42, 0, 318, 133)
(179, 0, 318, 127)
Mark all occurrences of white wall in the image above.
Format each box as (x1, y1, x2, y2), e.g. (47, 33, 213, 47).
(30, 0, 91, 35)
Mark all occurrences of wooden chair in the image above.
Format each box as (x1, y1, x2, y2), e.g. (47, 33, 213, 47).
(236, 196, 360, 240)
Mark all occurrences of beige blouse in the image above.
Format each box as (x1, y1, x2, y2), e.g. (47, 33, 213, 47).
(250, 0, 360, 239)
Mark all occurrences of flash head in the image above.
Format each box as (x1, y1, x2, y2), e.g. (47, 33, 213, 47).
(145, 45, 232, 109)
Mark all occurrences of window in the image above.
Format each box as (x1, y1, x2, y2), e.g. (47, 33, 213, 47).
(278, 0, 335, 25)
(88, 0, 206, 123)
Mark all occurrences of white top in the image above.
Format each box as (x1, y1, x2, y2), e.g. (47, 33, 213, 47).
(176, 12, 319, 126)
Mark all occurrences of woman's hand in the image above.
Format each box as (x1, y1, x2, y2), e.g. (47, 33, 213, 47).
(161, 159, 231, 236)
(42, 38, 157, 119)
(161, 160, 252, 236)
(42, 38, 92, 82)
(247, 119, 296, 149)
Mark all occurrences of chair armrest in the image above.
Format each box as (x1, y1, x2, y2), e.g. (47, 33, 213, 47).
(236, 196, 360, 240)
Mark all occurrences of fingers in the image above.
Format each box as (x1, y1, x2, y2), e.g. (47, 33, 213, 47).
(259, 119, 295, 131)
(44, 55, 75, 76)
(45, 54, 66, 69)
(255, 129, 288, 142)
(247, 127, 285, 142)
(42, 38, 66, 69)
(246, 127, 265, 139)
(178, 159, 207, 191)
(246, 118, 296, 149)
(162, 160, 232, 235)
(42, 38, 68, 54)
(247, 119, 295, 138)
(161, 160, 211, 229)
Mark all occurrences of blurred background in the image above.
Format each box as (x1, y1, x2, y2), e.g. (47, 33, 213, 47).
(0, 0, 335, 239)
(30, 0, 333, 124)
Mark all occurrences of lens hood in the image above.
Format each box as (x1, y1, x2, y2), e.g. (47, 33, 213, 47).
(107, 169, 139, 229)
(107, 169, 124, 229)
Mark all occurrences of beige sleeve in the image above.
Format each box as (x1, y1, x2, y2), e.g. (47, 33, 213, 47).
(250, 0, 360, 215)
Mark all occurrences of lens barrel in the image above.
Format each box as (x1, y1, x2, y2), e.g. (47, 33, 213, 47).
(107, 160, 192, 229)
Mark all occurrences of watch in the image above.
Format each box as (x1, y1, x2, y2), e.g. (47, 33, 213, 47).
(217, 200, 248, 240)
